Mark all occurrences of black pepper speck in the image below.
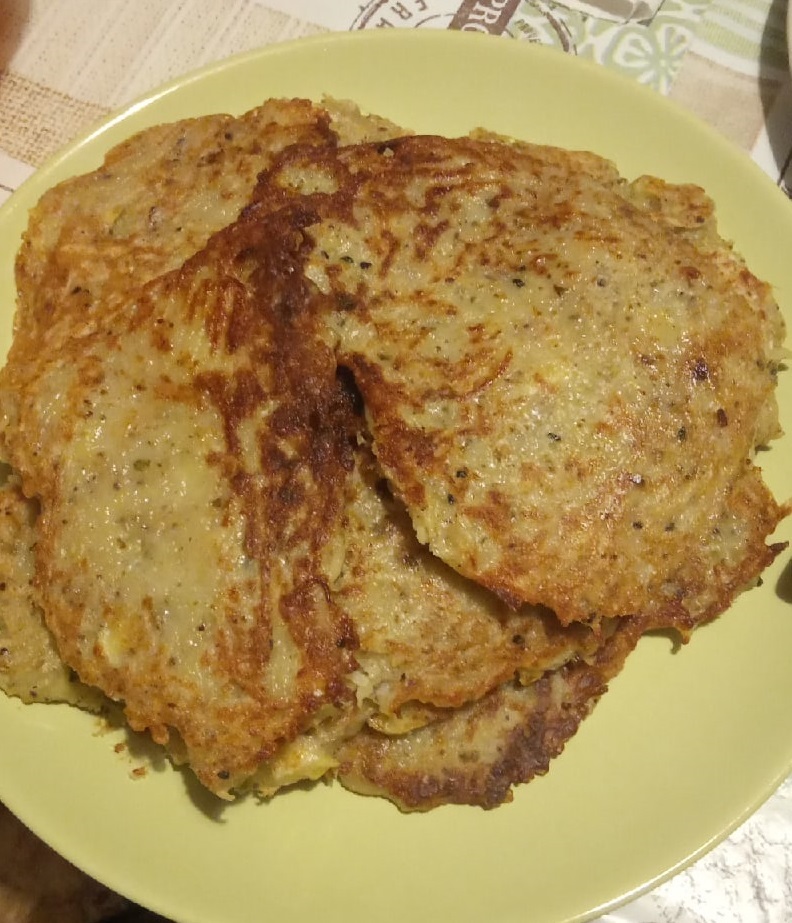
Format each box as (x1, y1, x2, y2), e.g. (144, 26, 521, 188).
(693, 358, 709, 381)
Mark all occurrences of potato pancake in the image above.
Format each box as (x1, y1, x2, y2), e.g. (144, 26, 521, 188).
(0, 100, 786, 810)
(7, 186, 608, 799)
(5, 98, 403, 436)
(0, 476, 104, 710)
(0, 96, 403, 725)
(337, 616, 644, 810)
(255, 134, 788, 627)
(337, 445, 605, 732)
(2, 207, 361, 798)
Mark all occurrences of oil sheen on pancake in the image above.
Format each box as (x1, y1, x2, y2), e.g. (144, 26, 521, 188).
(255, 134, 788, 628)
(0, 98, 345, 721)
(3, 185, 606, 802)
(1, 207, 362, 798)
(13, 98, 401, 339)
(258, 442, 612, 794)
(0, 97, 402, 723)
(0, 98, 627, 804)
(6, 98, 403, 429)
(0, 102, 787, 810)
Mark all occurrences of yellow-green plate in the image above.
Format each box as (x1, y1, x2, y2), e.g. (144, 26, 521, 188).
(1, 29, 790, 923)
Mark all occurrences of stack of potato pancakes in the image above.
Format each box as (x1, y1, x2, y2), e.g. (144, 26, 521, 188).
(0, 98, 787, 810)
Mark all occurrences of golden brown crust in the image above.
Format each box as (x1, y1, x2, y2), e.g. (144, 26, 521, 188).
(2, 98, 405, 448)
(336, 618, 644, 810)
(0, 477, 105, 710)
(0, 102, 786, 811)
(11, 100, 332, 363)
(254, 133, 788, 628)
(8, 208, 361, 797)
(0, 98, 410, 798)
(336, 445, 606, 721)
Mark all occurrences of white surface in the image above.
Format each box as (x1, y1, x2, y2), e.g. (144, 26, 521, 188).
(600, 776, 792, 922)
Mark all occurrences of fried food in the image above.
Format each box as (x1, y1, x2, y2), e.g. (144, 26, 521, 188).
(3, 207, 363, 798)
(4, 98, 403, 440)
(255, 134, 788, 627)
(337, 446, 605, 733)
(0, 100, 786, 811)
(337, 616, 644, 811)
(0, 95, 402, 729)
(12, 97, 401, 352)
(253, 442, 614, 796)
(0, 475, 104, 710)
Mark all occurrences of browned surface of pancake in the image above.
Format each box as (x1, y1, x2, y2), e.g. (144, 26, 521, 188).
(11, 97, 401, 362)
(0, 99, 409, 791)
(3, 99, 405, 450)
(253, 134, 787, 628)
(0, 476, 104, 710)
(337, 617, 644, 811)
(2, 206, 362, 798)
(0, 101, 787, 812)
(337, 446, 605, 732)
(0, 101, 628, 803)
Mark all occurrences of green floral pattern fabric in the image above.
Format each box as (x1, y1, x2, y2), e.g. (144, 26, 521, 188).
(506, 0, 786, 91)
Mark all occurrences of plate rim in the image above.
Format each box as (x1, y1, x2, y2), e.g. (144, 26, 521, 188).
(3, 28, 786, 211)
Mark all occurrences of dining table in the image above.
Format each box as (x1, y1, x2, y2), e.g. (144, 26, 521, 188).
(0, 2, 791, 922)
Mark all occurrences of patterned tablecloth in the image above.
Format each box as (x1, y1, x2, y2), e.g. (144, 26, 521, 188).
(0, 2, 791, 922)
